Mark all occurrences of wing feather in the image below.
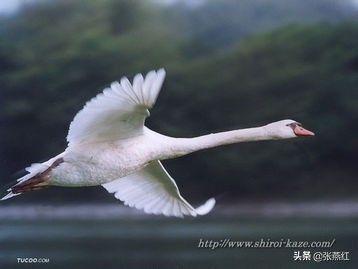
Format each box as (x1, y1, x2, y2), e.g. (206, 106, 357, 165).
(102, 161, 215, 217)
(67, 69, 166, 146)
(133, 74, 145, 104)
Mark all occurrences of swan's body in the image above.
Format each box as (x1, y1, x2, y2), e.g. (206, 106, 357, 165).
(1, 69, 314, 217)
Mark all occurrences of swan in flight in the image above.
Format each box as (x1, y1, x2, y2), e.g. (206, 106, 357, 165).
(1, 69, 314, 217)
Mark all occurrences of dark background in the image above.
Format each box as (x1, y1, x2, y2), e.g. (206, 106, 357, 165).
(1, 0, 357, 204)
(1, 1, 358, 269)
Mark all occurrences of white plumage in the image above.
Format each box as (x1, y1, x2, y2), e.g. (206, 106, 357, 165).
(67, 69, 165, 145)
(1, 69, 314, 217)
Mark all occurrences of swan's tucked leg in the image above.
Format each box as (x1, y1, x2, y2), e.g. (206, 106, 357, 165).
(1, 158, 64, 200)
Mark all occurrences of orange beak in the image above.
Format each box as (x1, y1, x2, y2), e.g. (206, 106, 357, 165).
(294, 125, 315, 136)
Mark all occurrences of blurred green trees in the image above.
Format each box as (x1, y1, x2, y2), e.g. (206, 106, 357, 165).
(1, 0, 357, 202)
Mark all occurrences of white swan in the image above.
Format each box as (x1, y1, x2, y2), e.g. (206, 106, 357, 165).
(1, 69, 314, 217)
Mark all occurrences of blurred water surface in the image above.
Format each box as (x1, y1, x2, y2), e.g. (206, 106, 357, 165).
(0, 204, 357, 269)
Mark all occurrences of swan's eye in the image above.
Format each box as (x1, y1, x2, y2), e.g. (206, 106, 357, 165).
(286, 123, 296, 129)
(286, 122, 302, 129)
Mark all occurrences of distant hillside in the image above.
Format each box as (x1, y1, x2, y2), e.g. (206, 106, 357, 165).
(169, 0, 357, 53)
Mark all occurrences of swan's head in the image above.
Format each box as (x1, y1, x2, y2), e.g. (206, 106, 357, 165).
(265, 119, 315, 139)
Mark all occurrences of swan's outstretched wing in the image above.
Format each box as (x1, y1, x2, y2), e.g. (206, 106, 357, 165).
(102, 161, 216, 217)
(67, 69, 166, 146)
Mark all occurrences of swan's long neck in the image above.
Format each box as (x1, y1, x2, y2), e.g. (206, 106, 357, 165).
(171, 126, 270, 156)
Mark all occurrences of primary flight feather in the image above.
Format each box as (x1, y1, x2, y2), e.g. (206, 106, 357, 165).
(1, 69, 314, 217)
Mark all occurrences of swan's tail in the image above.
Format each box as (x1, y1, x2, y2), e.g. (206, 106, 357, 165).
(0, 188, 21, 200)
(1, 155, 64, 201)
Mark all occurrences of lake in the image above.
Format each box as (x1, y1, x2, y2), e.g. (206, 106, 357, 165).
(0, 204, 357, 269)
